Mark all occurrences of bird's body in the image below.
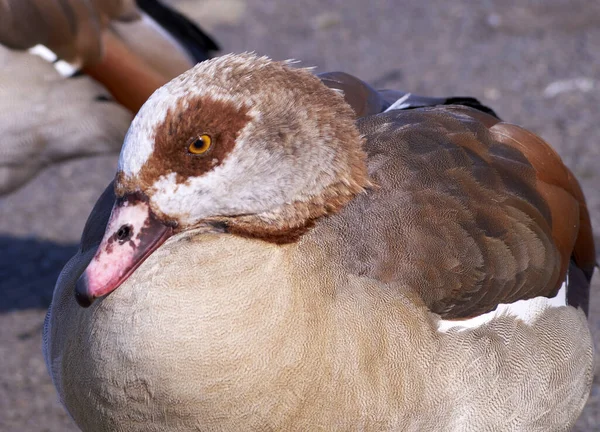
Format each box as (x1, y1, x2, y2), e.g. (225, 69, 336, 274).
(44, 54, 594, 431)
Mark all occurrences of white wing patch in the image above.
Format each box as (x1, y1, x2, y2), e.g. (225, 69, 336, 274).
(437, 278, 568, 333)
(28, 44, 78, 77)
(384, 93, 413, 111)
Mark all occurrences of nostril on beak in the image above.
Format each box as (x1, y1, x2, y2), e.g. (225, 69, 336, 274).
(116, 224, 133, 242)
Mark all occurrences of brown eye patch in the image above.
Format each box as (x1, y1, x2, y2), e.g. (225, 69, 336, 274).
(138, 95, 251, 188)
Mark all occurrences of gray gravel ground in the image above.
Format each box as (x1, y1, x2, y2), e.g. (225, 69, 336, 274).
(1, 0, 599, 430)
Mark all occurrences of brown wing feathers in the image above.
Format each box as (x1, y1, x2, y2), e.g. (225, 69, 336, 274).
(375, 103, 594, 315)
(330, 106, 593, 319)
(428, 108, 593, 315)
(490, 122, 595, 314)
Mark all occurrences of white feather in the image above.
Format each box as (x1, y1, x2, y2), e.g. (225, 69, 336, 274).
(438, 277, 568, 332)
(384, 93, 413, 112)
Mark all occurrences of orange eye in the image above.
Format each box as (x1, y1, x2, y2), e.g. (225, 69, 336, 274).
(188, 134, 212, 154)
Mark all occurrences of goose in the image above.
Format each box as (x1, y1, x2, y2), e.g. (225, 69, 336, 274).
(44, 53, 595, 431)
(0, 0, 218, 195)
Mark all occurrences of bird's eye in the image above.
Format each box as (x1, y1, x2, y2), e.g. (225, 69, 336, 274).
(188, 135, 212, 155)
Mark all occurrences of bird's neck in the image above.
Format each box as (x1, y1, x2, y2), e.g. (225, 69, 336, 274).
(222, 157, 373, 244)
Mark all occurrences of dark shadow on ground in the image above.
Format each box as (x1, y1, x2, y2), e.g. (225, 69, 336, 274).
(0, 236, 78, 312)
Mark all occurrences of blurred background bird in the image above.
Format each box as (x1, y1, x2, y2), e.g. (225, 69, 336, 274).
(0, 0, 218, 196)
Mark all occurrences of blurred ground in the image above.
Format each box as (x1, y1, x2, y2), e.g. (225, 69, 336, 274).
(1, 0, 599, 430)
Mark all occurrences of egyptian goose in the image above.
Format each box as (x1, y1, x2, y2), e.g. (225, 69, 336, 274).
(44, 53, 595, 431)
(0, 0, 218, 195)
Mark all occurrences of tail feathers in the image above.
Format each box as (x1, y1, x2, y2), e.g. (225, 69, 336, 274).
(135, 0, 219, 63)
(567, 259, 592, 316)
(381, 90, 500, 120)
(318, 72, 501, 121)
(445, 97, 500, 120)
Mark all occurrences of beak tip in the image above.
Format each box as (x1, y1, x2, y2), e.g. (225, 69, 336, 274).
(75, 274, 95, 308)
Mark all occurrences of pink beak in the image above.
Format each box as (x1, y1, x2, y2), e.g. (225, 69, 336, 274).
(75, 193, 173, 307)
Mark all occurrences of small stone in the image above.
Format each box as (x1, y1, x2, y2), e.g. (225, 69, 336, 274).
(543, 78, 595, 98)
(312, 12, 342, 31)
(484, 87, 500, 101)
(486, 13, 501, 28)
(177, 0, 247, 30)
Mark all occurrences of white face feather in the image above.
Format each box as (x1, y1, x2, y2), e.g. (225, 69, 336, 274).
(147, 111, 325, 225)
(117, 55, 269, 224)
(119, 56, 255, 177)
(119, 84, 172, 177)
(115, 53, 363, 229)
